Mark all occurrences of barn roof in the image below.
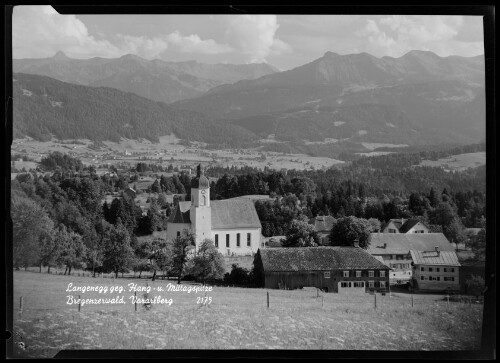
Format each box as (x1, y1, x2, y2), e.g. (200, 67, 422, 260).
(367, 233, 454, 255)
(258, 246, 390, 272)
(170, 199, 261, 229)
(410, 250, 461, 266)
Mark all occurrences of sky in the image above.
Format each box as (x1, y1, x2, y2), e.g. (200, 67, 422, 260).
(12, 6, 485, 71)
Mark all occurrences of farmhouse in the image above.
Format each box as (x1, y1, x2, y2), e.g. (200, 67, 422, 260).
(308, 215, 336, 245)
(409, 248, 461, 292)
(381, 218, 429, 234)
(166, 165, 262, 255)
(253, 246, 390, 293)
(367, 233, 455, 285)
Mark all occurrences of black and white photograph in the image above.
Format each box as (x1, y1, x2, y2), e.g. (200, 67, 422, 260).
(5, 5, 495, 358)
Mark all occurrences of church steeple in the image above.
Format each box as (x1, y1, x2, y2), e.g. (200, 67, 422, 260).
(190, 164, 211, 243)
(192, 163, 210, 189)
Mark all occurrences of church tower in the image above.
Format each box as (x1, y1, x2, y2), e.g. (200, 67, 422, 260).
(190, 164, 212, 243)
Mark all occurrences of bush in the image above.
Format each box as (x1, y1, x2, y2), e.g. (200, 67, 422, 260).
(465, 275, 485, 296)
(223, 264, 250, 285)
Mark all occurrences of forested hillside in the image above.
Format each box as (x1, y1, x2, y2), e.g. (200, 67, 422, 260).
(13, 73, 256, 146)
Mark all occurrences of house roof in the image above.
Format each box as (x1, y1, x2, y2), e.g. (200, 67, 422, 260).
(399, 219, 425, 233)
(381, 218, 408, 232)
(258, 246, 390, 272)
(166, 204, 191, 224)
(367, 233, 454, 255)
(309, 215, 336, 232)
(171, 198, 261, 229)
(410, 250, 461, 266)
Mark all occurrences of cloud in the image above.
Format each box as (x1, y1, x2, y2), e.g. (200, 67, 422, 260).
(166, 31, 232, 54)
(12, 6, 233, 60)
(224, 15, 291, 63)
(13, 6, 121, 58)
(116, 35, 168, 59)
(355, 15, 478, 57)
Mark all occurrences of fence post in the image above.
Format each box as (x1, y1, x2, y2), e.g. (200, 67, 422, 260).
(135, 291, 137, 312)
(374, 292, 377, 309)
(78, 295, 81, 312)
(267, 292, 269, 309)
(19, 296, 23, 315)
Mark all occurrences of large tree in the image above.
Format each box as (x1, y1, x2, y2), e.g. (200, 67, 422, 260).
(171, 230, 196, 284)
(187, 239, 225, 285)
(282, 219, 321, 247)
(328, 216, 372, 249)
(12, 195, 54, 270)
(101, 219, 134, 278)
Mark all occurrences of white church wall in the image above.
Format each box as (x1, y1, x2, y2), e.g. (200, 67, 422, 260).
(211, 228, 261, 256)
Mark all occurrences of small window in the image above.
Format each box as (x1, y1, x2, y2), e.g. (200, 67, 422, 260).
(380, 271, 386, 277)
(368, 281, 374, 288)
(444, 268, 448, 273)
(451, 268, 455, 273)
(436, 268, 440, 272)
(429, 267, 433, 272)
(421, 276, 424, 280)
(226, 234, 230, 247)
(436, 277, 440, 281)
(356, 270, 361, 277)
(380, 281, 386, 288)
(236, 233, 240, 247)
(324, 272, 331, 279)
(369, 270, 374, 277)
(177, 231, 181, 237)
(247, 233, 251, 246)
(343, 271, 349, 278)
(421, 267, 424, 272)
(215, 234, 219, 248)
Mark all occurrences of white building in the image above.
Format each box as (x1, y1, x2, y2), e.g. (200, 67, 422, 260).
(166, 165, 262, 256)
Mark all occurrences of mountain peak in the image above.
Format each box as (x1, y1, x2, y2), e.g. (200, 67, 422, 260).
(323, 51, 340, 58)
(53, 51, 69, 60)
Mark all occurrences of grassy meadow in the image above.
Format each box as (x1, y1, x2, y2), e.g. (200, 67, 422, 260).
(10, 271, 483, 357)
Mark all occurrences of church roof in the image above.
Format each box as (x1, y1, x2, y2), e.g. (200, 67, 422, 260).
(211, 199, 262, 229)
(171, 199, 261, 229)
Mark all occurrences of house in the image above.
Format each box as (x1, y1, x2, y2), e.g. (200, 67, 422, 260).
(263, 236, 286, 247)
(253, 246, 390, 293)
(308, 215, 336, 245)
(380, 218, 429, 234)
(367, 233, 455, 285)
(166, 165, 262, 256)
(409, 248, 461, 292)
(122, 187, 137, 200)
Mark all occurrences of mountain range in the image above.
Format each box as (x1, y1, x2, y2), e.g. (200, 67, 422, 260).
(12, 50, 486, 152)
(13, 52, 278, 104)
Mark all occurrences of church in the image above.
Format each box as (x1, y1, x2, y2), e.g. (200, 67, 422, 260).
(166, 165, 262, 256)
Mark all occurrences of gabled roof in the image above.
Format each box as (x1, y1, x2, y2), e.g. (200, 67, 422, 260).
(399, 219, 426, 233)
(171, 199, 261, 229)
(258, 246, 390, 272)
(381, 218, 407, 232)
(367, 233, 454, 255)
(410, 250, 461, 266)
(166, 204, 191, 224)
(211, 199, 262, 229)
(309, 215, 336, 232)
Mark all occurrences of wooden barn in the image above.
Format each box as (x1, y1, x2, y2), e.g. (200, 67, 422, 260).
(253, 246, 390, 293)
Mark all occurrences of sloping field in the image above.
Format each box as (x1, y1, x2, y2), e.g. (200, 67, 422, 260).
(419, 152, 485, 171)
(11, 271, 483, 357)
